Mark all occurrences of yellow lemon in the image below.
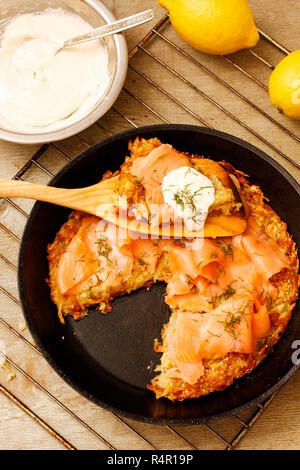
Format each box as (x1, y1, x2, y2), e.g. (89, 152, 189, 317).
(269, 50, 300, 120)
(158, 0, 259, 55)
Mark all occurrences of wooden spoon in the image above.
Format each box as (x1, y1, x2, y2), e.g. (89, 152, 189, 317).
(0, 177, 247, 237)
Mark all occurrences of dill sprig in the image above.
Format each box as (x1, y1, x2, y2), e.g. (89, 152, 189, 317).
(208, 284, 236, 308)
(164, 182, 213, 225)
(218, 300, 251, 339)
(215, 240, 234, 259)
(185, 273, 194, 285)
(172, 184, 212, 212)
(208, 330, 221, 338)
(95, 237, 113, 267)
(174, 239, 186, 247)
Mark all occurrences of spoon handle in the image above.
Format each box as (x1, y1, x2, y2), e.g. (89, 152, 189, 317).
(63, 9, 153, 48)
(0, 177, 118, 214)
(0, 179, 73, 204)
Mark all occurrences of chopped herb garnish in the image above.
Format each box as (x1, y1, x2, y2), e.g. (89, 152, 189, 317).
(218, 300, 251, 339)
(217, 265, 226, 275)
(174, 239, 186, 247)
(256, 336, 272, 360)
(95, 237, 112, 267)
(256, 337, 271, 349)
(137, 257, 147, 266)
(215, 240, 234, 259)
(168, 182, 213, 225)
(224, 285, 236, 296)
(185, 273, 193, 285)
(208, 285, 236, 308)
(208, 330, 221, 338)
(76, 255, 97, 264)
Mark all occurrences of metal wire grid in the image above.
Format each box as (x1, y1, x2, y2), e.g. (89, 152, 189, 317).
(0, 13, 299, 450)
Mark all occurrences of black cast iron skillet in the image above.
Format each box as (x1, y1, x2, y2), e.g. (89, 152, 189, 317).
(18, 125, 300, 424)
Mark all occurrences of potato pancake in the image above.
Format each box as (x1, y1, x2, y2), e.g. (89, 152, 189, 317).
(47, 138, 299, 400)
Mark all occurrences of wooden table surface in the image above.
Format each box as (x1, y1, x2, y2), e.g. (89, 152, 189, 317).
(0, 0, 299, 450)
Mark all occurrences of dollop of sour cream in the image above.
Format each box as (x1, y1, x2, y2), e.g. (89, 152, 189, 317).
(0, 9, 110, 133)
(162, 166, 215, 231)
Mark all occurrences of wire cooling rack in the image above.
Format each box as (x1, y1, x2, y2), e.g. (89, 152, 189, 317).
(0, 13, 299, 450)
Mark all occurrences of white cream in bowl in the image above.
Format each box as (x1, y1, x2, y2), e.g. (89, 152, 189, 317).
(0, 9, 110, 133)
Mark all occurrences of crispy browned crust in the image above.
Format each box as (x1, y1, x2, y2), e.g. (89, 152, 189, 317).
(191, 156, 233, 188)
(115, 138, 162, 206)
(47, 139, 299, 400)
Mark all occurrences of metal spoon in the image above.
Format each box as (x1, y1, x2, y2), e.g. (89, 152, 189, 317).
(56, 9, 153, 53)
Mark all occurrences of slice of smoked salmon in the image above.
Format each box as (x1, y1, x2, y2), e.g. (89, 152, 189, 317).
(130, 238, 161, 274)
(240, 233, 290, 279)
(162, 242, 199, 296)
(169, 290, 254, 366)
(94, 221, 133, 288)
(131, 143, 191, 205)
(130, 144, 191, 227)
(217, 254, 256, 293)
(255, 277, 278, 305)
(195, 275, 210, 294)
(165, 292, 213, 313)
(67, 273, 99, 295)
(166, 290, 254, 385)
(233, 216, 290, 279)
(57, 216, 100, 295)
(166, 274, 194, 297)
(168, 246, 199, 280)
(57, 217, 134, 295)
(191, 238, 228, 283)
(252, 298, 271, 339)
(166, 361, 204, 385)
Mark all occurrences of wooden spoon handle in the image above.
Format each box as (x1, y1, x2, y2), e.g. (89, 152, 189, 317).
(0, 179, 94, 213)
(0, 177, 118, 215)
(0, 179, 72, 204)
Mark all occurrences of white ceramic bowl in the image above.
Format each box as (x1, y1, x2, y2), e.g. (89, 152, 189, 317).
(0, 0, 128, 144)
